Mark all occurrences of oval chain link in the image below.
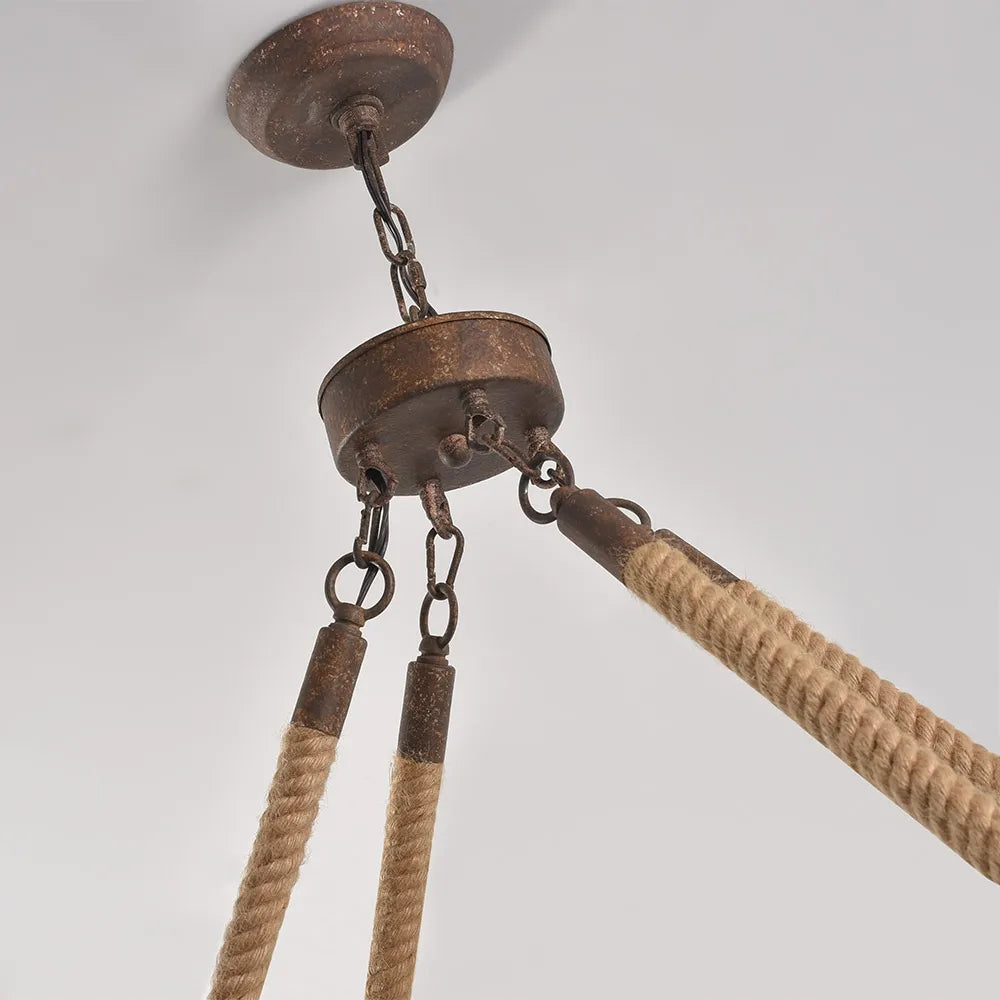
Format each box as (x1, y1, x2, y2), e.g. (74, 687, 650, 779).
(420, 517, 463, 650)
(358, 129, 436, 323)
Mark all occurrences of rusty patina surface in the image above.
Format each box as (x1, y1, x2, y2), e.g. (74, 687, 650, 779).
(397, 651, 455, 764)
(291, 614, 368, 736)
(227, 2, 453, 169)
(318, 311, 564, 495)
(552, 487, 737, 586)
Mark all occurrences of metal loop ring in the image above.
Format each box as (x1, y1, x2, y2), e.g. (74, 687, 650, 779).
(466, 413, 505, 454)
(325, 551, 395, 620)
(518, 471, 558, 525)
(607, 498, 652, 528)
(419, 581, 459, 648)
(357, 465, 394, 507)
(425, 526, 464, 598)
(533, 447, 575, 489)
(373, 205, 415, 265)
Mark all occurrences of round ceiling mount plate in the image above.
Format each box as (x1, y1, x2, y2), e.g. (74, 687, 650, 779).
(227, 2, 453, 169)
(318, 312, 565, 496)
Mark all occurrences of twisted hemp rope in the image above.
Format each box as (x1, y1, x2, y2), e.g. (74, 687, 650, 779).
(625, 538, 1000, 884)
(208, 724, 337, 1000)
(730, 579, 1000, 799)
(366, 756, 445, 1000)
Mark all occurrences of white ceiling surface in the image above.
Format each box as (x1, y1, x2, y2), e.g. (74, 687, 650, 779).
(2, 1, 999, 996)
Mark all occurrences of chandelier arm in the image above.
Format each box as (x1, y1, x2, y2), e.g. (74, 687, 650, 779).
(366, 645, 455, 1000)
(728, 578, 1000, 799)
(208, 609, 370, 1000)
(365, 485, 462, 998)
(549, 486, 1000, 884)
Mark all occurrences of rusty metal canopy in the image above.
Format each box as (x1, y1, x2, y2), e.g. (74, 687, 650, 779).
(227, 2, 453, 169)
(318, 312, 564, 495)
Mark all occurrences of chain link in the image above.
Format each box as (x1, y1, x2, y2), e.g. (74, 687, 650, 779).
(357, 130, 436, 324)
(324, 469, 396, 620)
(419, 488, 463, 650)
(463, 396, 574, 493)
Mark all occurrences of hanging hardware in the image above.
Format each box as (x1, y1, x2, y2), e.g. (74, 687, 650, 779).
(419, 477, 455, 540)
(352, 470, 392, 606)
(212, 8, 1000, 1000)
(209, 491, 391, 1000)
(317, 312, 564, 496)
(462, 403, 577, 524)
(336, 97, 438, 324)
(324, 465, 397, 621)
(355, 128, 437, 323)
(419, 486, 464, 652)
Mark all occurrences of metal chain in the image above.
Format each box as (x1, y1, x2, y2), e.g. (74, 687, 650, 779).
(357, 129, 437, 324)
(461, 394, 576, 523)
(324, 469, 396, 620)
(463, 393, 574, 491)
(419, 485, 463, 651)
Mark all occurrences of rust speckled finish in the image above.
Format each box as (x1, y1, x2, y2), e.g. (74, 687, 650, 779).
(397, 652, 455, 764)
(318, 311, 564, 495)
(227, 2, 453, 169)
(292, 617, 368, 736)
(552, 487, 737, 586)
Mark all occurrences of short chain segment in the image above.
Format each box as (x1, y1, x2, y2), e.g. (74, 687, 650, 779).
(418, 479, 463, 651)
(325, 468, 396, 620)
(356, 129, 437, 324)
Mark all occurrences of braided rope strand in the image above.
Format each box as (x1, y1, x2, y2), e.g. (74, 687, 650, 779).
(730, 580, 1000, 798)
(625, 539, 1000, 884)
(366, 756, 444, 1000)
(208, 725, 338, 1000)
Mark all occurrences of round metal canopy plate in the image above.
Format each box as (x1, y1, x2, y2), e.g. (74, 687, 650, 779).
(318, 312, 565, 495)
(227, 2, 453, 169)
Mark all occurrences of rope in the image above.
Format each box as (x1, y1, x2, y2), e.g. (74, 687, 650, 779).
(730, 579, 1000, 799)
(366, 756, 445, 1000)
(625, 538, 1000, 884)
(208, 724, 337, 1000)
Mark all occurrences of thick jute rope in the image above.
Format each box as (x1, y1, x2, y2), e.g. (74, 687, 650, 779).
(208, 724, 338, 1000)
(625, 538, 1000, 884)
(366, 756, 444, 1000)
(730, 579, 1000, 799)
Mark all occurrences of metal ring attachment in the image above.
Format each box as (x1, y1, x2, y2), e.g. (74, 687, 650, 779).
(518, 472, 558, 525)
(533, 450, 575, 490)
(607, 498, 652, 528)
(325, 551, 395, 620)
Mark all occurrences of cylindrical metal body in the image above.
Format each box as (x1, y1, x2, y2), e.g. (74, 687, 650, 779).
(318, 311, 564, 495)
(553, 486, 736, 586)
(366, 650, 455, 1000)
(292, 615, 368, 736)
(397, 651, 455, 763)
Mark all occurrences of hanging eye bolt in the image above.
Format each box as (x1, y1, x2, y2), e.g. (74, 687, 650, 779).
(462, 387, 505, 452)
(355, 443, 397, 506)
(420, 478, 456, 537)
(333, 95, 386, 166)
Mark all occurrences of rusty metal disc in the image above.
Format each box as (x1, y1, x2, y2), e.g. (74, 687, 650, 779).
(227, 2, 453, 169)
(318, 312, 565, 495)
